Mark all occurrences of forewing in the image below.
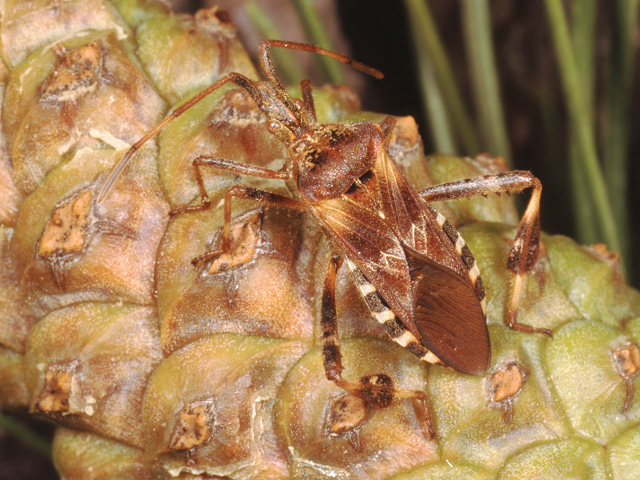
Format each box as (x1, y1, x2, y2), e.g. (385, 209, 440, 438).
(375, 148, 467, 278)
(308, 199, 415, 324)
(408, 248, 490, 375)
(376, 148, 489, 373)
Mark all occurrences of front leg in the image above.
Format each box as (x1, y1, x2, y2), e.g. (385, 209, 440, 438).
(420, 171, 551, 336)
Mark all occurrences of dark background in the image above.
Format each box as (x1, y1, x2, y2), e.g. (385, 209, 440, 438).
(206, 0, 640, 284)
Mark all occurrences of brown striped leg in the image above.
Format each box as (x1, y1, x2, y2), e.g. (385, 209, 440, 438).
(320, 255, 344, 383)
(419, 171, 551, 336)
(321, 256, 435, 438)
(172, 183, 304, 267)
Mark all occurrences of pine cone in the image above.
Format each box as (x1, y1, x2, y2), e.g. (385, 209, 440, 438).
(1, 2, 639, 479)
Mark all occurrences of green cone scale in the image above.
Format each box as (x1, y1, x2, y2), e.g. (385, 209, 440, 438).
(0, 1, 639, 479)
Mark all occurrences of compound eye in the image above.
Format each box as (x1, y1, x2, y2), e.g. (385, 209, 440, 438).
(266, 120, 282, 134)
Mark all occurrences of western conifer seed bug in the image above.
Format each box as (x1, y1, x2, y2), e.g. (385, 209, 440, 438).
(97, 39, 550, 435)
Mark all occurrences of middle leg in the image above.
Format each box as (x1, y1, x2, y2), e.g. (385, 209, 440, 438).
(172, 183, 304, 268)
(419, 171, 551, 336)
(169, 154, 290, 217)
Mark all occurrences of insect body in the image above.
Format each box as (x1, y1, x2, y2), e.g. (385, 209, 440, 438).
(293, 119, 491, 375)
(97, 40, 547, 431)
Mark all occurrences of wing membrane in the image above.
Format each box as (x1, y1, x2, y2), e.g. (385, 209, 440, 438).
(407, 248, 490, 374)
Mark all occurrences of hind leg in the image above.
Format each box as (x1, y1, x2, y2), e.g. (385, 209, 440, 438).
(419, 170, 551, 336)
(320, 255, 435, 438)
